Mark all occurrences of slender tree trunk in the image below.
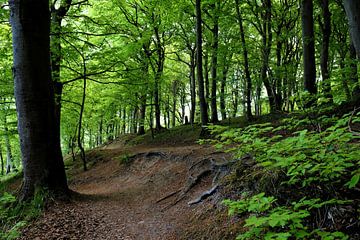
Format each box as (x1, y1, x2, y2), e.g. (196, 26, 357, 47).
(99, 117, 103, 144)
(256, 83, 262, 116)
(301, 0, 317, 97)
(4, 126, 13, 174)
(50, 0, 72, 160)
(122, 108, 126, 134)
(235, 0, 252, 120)
(220, 65, 228, 120)
(210, 1, 219, 123)
(275, 40, 283, 109)
(340, 56, 351, 101)
(260, 0, 277, 112)
(153, 27, 165, 131)
(2, 113, 14, 174)
(132, 107, 138, 134)
(231, 80, 239, 118)
(319, 0, 333, 102)
(172, 81, 177, 128)
(349, 41, 360, 100)
(343, 0, 360, 57)
(196, 0, 209, 126)
(204, 51, 210, 109)
(78, 58, 87, 172)
(138, 95, 147, 135)
(9, 0, 68, 200)
(189, 51, 196, 124)
(0, 144, 4, 176)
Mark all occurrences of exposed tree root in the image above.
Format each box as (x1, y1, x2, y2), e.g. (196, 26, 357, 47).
(156, 189, 181, 203)
(188, 185, 218, 205)
(162, 156, 236, 209)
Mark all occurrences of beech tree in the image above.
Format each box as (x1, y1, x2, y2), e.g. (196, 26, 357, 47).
(9, 0, 68, 200)
(343, 0, 360, 58)
(301, 0, 317, 97)
(196, 0, 209, 126)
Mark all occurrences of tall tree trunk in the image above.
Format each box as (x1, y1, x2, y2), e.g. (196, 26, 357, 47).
(275, 40, 283, 109)
(50, 0, 72, 160)
(122, 108, 126, 134)
(340, 56, 351, 101)
(196, 0, 209, 126)
(154, 75, 161, 130)
(260, 0, 277, 112)
(210, 1, 219, 123)
(0, 144, 3, 176)
(172, 81, 177, 128)
(99, 117, 103, 144)
(9, 0, 68, 200)
(153, 26, 165, 131)
(2, 113, 14, 174)
(319, 0, 333, 102)
(235, 0, 252, 120)
(343, 0, 360, 57)
(204, 51, 210, 109)
(349, 41, 360, 100)
(220, 64, 228, 120)
(189, 51, 196, 124)
(132, 107, 138, 134)
(78, 58, 87, 172)
(301, 0, 317, 97)
(138, 95, 147, 135)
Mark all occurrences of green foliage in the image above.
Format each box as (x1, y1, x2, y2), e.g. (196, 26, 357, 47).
(212, 111, 360, 239)
(224, 194, 349, 240)
(0, 189, 47, 239)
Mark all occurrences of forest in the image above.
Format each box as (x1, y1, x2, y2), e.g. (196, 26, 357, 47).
(0, 0, 360, 239)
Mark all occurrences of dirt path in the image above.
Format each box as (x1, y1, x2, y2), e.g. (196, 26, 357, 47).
(20, 143, 228, 240)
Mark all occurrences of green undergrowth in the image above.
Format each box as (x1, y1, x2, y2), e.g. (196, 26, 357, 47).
(0, 189, 47, 240)
(203, 109, 360, 239)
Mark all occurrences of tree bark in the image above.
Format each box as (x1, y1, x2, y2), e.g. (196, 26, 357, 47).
(138, 94, 147, 135)
(220, 64, 228, 120)
(172, 81, 177, 128)
(196, 0, 209, 126)
(78, 58, 87, 172)
(319, 0, 333, 102)
(0, 144, 3, 176)
(189, 50, 196, 124)
(343, 0, 360, 57)
(50, 0, 72, 160)
(235, 0, 252, 120)
(349, 41, 360, 100)
(9, 0, 68, 200)
(210, 1, 220, 123)
(4, 123, 13, 174)
(301, 0, 317, 98)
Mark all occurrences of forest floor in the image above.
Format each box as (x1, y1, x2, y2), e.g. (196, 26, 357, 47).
(18, 126, 237, 240)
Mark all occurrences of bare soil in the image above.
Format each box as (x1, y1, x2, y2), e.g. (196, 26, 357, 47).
(19, 141, 233, 240)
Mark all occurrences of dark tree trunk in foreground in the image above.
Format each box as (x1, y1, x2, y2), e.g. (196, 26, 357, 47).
(301, 0, 317, 96)
(196, 0, 209, 126)
(344, 0, 360, 58)
(9, 0, 68, 200)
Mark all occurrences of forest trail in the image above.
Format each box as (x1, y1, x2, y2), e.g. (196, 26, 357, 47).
(19, 140, 230, 240)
